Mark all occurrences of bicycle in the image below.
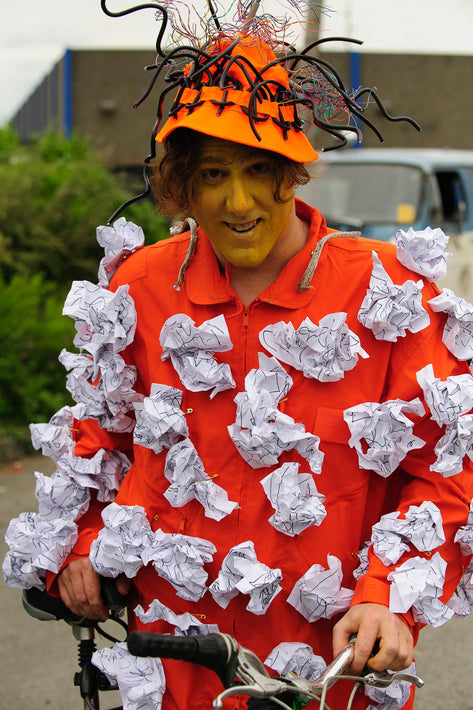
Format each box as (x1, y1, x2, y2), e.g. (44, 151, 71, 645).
(127, 630, 424, 710)
(21, 581, 424, 710)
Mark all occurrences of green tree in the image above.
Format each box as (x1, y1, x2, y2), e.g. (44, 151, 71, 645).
(0, 274, 74, 445)
(0, 127, 168, 285)
(0, 127, 169, 452)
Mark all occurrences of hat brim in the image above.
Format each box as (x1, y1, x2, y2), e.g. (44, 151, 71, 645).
(156, 90, 318, 164)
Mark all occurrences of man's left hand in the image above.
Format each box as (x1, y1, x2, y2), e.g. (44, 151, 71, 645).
(332, 603, 414, 674)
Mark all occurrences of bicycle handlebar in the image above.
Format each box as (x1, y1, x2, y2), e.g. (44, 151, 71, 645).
(127, 630, 233, 664)
(126, 631, 424, 709)
(128, 632, 240, 688)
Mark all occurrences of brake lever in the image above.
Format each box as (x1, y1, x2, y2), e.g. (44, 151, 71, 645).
(362, 669, 424, 689)
(212, 644, 294, 709)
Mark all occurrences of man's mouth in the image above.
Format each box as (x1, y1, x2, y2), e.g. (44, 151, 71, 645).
(225, 218, 261, 234)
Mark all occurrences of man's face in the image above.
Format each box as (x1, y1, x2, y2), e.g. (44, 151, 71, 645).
(189, 137, 295, 269)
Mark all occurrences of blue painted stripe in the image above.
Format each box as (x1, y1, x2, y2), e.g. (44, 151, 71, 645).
(349, 51, 361, 93)
(349, 51, 362, 147)
(63, 49, 73, 137)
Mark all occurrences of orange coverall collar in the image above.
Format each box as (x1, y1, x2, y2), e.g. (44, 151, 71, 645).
(185, 198, 330, 309)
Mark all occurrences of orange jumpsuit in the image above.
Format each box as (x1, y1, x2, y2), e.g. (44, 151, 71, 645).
(62, 200, 473, 709)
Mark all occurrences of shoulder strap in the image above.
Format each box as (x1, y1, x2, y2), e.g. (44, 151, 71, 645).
(297, 231, 361, 291)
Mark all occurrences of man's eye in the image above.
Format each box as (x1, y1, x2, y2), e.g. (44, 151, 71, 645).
(201, 168, 223, 182)
(249, 162, 271, 175)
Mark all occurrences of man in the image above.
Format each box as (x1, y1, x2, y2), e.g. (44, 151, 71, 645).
(7, 4, 473, 709)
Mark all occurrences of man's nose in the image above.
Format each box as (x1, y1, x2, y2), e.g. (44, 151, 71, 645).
(225, 177, 255, 215)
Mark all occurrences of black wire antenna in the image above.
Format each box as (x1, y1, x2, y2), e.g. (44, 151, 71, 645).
(101, 0, 421, 224)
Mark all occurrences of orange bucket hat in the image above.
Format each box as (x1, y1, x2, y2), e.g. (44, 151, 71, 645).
(155, 35, 318, 163)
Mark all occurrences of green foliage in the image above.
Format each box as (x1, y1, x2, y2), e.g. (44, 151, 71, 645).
(0, 127, 170, 450)
(0, 274, 73, 433)
(0, 126, 169, 285)
(0, 125, 22, 161)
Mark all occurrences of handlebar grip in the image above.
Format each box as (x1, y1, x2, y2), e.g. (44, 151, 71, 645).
(128, 632, 198, 659)
(348, 633, 381, 675)
(100, 577, 127, 612)
(127, 632, 235, 672)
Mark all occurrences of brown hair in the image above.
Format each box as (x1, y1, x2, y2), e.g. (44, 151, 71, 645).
(151, 128, 311, 218)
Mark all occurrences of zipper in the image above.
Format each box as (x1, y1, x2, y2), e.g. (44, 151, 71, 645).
(242, 300, 259, 373)
(242, 306, 249, 375)
(238, 298, 259, 378)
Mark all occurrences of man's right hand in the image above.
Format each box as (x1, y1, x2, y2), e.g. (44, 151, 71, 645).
(58, 558, 131, 620)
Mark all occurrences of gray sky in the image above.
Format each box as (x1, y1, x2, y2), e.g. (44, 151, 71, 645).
(1, 0, 472, 126)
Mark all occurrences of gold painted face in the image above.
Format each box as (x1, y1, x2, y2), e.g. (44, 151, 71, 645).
(190, 137, 296, 269)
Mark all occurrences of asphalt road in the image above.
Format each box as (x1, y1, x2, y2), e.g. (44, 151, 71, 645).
(1, 455, 473, 709)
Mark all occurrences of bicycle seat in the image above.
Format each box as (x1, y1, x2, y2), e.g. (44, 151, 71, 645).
(22, 587, 86, 623)
(22, 578, 127, 624)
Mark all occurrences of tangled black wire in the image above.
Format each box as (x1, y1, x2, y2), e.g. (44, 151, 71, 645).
(100, 0, 421, 223)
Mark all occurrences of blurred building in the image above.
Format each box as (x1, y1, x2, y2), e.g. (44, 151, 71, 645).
(12, 49, 159, 170)
(11, 48, 473, 169)
(318, 51, 473, 152)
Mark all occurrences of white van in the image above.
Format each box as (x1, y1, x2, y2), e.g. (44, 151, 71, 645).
(297, 148, 473, 302)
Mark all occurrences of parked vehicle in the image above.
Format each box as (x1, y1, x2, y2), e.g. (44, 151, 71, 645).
(297, 148, 473, 302)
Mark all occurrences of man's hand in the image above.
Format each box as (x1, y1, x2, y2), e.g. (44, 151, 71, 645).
(58, 557, 131, 621)
(332, 603, 414, 674)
